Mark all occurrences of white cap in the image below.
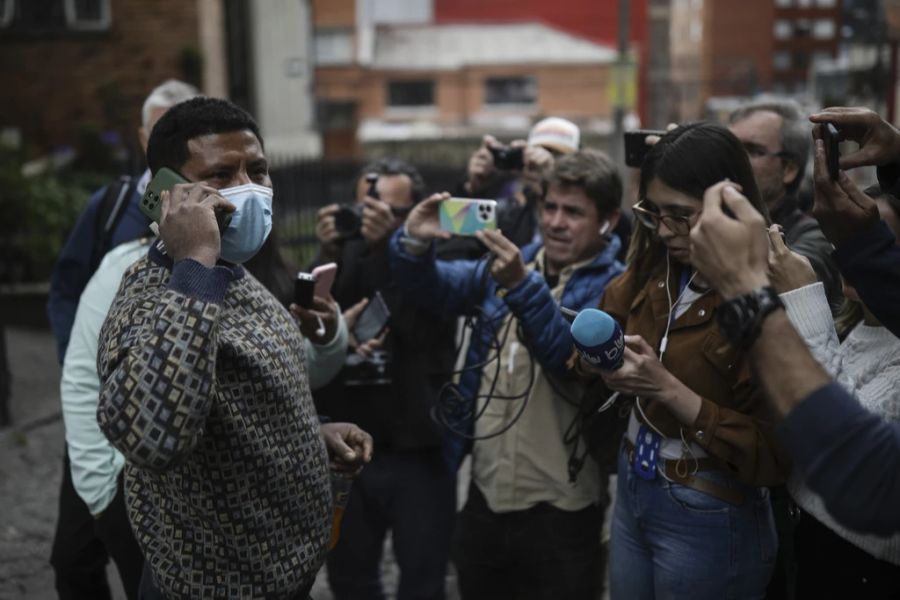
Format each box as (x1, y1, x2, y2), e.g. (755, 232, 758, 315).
(527, 117, 580, 154)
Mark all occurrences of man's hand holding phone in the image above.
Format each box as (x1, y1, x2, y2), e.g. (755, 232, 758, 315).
(404, 192, 454, 243)
(159, 183, 235, 267)
(810, 107, 900, 170)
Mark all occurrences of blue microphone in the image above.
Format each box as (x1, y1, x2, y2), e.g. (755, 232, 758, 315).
(571, 309, 625, 370)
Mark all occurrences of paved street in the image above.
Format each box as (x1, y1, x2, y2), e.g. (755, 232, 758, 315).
(0, 326, 461, 600)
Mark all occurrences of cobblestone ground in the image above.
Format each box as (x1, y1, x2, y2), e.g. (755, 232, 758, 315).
(0, 327, 460, 600)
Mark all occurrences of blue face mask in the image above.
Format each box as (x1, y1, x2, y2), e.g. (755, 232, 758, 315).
(218, 183, 273, 264)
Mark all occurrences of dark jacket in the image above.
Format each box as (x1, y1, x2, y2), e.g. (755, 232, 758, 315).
(312, 237, 469, 452)
(47, 182, 149, 361)
(772, 196, 842, 313)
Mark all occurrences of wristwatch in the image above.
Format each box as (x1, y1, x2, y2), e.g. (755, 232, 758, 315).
(716, 286, 784, 348)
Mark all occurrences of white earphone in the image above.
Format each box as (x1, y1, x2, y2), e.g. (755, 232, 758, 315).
(599, 220, 610, 236)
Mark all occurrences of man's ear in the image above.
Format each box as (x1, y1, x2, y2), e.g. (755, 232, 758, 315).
(782, 159, 800, 188)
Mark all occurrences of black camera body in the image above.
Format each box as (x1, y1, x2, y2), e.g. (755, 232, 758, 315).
(334, 173, 380, 239)
(489, 145, 525, 171)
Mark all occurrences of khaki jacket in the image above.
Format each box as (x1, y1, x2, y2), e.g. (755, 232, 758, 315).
(599, 264, 788, 487)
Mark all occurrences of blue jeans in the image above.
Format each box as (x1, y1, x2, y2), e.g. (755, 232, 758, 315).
(609, 443, 777, 600)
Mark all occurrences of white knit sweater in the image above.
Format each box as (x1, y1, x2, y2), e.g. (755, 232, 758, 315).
(781, 282, 900, 565)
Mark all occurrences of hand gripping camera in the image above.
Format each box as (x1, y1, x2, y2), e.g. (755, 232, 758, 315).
(334, 173, 379, 239)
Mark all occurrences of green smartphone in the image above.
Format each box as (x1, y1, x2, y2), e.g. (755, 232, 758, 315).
(139, 167, 232, 231)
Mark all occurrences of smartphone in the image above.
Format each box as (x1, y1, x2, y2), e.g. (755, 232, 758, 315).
(439, 198, 498, 236)
(312, 262, 338, 298)
(823, 123, 841, 180)
(294, 272, 316, 309)
(140, 167, 185, 224)
(624, 129, 666, 168)
(488, 145, 525, 171)
(352, 291, 390, 343)
(140, 167, 232, 232)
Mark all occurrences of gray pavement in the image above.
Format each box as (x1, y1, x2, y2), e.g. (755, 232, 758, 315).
(0, 326, 461, 600)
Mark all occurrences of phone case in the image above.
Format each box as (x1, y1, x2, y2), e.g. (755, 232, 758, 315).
(140, 167, 187, 224)
(312, 263, 338, 298)
(824, 123, 841, 180)
(352, 293, 390, 343)
(624, 130, 666, 168)
(439, 198, 498, 236)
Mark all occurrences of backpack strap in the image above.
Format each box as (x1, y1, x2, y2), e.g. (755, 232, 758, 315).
(90, 175, 135, 273)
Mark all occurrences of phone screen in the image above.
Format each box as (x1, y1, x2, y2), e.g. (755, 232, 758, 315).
(352, 292, 390, 343)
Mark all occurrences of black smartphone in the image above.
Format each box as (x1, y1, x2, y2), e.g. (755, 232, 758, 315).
(352, 291, 390, 343)
(140, 167, 232, 232)
(823, 123, 841, 180)
(489, 145, 525, 171)
(294, 272, 316, 309)
(624, 129, 666, 168)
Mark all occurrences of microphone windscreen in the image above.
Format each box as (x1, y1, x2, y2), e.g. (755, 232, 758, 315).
(571, 309, 624, 370)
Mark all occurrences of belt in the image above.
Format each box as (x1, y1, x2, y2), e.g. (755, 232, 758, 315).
(623, 438, 746, 507)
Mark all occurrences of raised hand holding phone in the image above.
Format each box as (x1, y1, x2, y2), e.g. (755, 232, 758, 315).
(404, 192, 453, 242)
(159, 183, 234, 267)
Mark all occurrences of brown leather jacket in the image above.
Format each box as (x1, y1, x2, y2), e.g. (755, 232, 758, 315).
(599, 264, 788, 487)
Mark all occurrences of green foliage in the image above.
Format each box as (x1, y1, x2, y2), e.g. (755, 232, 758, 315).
(0, 146, 103, 283)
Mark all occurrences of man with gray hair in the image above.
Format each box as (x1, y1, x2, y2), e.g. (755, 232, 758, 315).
(47, 79, 199, 599)
(729, 98, 842, 311)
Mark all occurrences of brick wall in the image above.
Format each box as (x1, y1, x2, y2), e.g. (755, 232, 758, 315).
(0, 0, 201, 153)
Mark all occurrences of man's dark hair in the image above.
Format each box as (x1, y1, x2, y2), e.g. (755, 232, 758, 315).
(357, 158, 426, 204)
(146, 97, 264, 175)
(544, 149, 622, 217)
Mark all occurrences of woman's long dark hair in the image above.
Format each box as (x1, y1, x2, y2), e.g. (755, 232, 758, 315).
(626, 122, 770, 282)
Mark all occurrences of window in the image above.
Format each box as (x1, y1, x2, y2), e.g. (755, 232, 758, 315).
(3, 0, 110, 32)
(794, 51, 810, 70)
(812, 50, 833, 65)
(775, 0, 792, 6)
(65, 0, 110, 30)
(774, 51, 792, 70)
(794, 19, 812, 37)
(484, 76, 536, 105)
(797, 0, 812, 7)
(813, 19, 835, 39)
(387, 80, 434, 107)
(774, 20, 793, 39)
(314, 29, 353, 66)
(815, 0, 836, 6)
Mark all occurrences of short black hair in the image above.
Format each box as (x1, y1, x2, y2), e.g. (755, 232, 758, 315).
(146, 97, 264, 175)
(358, 158, 426, 203)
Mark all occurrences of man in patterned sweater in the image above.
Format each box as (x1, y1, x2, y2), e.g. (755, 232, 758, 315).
(96, 97, 372, 599)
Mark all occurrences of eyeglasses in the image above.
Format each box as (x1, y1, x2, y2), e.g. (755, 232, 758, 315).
(632, 201, 696, 236)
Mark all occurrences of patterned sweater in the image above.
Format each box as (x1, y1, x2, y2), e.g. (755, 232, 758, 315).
(97, 242, 331, 599)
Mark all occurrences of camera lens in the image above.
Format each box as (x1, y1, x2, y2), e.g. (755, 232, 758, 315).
(334, 205, 362, 239)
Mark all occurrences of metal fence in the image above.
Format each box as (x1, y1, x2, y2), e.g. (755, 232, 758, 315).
(270, 159, 465, 268)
